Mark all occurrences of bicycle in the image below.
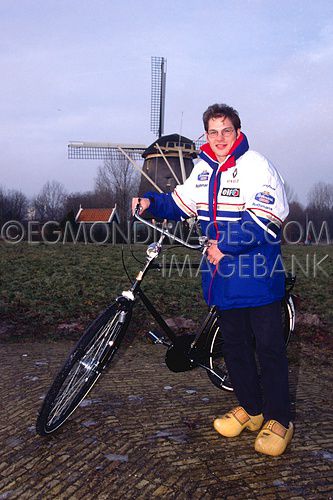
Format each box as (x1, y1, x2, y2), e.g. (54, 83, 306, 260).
(36, 209, 296, 436)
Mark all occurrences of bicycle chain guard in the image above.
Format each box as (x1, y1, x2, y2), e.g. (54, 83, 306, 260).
(165, 334, 198, 372)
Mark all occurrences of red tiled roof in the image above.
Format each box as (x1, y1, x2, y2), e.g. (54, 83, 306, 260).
(76, 208, 116, 223)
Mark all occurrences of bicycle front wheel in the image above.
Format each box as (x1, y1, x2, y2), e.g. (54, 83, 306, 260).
(36, 299, 132, 436)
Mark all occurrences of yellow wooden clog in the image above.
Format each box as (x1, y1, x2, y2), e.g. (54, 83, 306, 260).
(255, 420, 294, 456)
(214, 406, 264, 438)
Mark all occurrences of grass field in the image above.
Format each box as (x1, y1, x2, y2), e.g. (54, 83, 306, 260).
(0, 241, 332, 343)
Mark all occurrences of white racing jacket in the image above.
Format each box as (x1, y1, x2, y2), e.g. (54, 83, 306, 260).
(145, 133, 289, 310)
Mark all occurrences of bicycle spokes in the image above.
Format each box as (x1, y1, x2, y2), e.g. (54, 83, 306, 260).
(47, 312, 123, 426)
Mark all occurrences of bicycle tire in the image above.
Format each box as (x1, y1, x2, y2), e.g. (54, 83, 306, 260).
(283, 294, 296, 347)
(206, 313, 233, 392)
(206, 295, 295, 392)
(36, 299, 132, 436)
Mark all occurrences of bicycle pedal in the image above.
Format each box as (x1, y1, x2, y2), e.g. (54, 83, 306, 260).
(147, 330, 170, 346)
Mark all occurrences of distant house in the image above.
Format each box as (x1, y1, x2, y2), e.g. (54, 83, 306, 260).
(75, 205, 120, 225)
(73, 205, 121, 243)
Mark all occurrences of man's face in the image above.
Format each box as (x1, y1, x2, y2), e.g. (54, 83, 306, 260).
(206, 116, 240, 162)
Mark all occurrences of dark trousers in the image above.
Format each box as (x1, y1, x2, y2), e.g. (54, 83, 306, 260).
(217, 301, 291, 427)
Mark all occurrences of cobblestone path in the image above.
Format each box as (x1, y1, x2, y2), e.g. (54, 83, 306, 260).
(0, 334, 332, 499)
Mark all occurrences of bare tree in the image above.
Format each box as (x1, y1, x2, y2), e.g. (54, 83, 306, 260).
(95, 158, 140, 225)
(0, 186, 28, 223)
(306, 182, 333, 243)
(284, 182, 297, 203)
(34, 180, 67, 221)
(65, 189, 115, 215)
(307, 182, 333, 211)
(7, 189, 28, 220)
(0, 186, 6, 223)
(284, 200, 305, 243)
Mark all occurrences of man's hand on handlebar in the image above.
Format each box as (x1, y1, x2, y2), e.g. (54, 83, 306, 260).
(131, 199, 204, 251)
(206, 239, 225, 265)
(132, 197, 151, 216)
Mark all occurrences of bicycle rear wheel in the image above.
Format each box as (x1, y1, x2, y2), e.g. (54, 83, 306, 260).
(206, 314, 233, 392)
(206, 295, 295, 392)
(36, 299, 132, 435)
(282, 294, 296, 346)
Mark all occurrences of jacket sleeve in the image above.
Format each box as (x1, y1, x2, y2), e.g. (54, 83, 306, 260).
(144, 169, 198, 221)
(217, 155, 289, 255)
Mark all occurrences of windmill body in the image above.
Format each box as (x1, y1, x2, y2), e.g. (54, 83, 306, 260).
(140, 134, 196, 195)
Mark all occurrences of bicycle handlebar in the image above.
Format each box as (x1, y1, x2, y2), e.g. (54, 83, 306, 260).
(134, 207, 205, 251)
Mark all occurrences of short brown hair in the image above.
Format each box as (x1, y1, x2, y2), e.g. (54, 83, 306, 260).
(203, 103, 241, 132)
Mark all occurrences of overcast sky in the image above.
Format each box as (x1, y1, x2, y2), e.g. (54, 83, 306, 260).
(1, 0, 332, 205)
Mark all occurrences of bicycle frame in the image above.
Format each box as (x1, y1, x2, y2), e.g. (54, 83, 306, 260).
(120, 209, 296, 376)
(116, 210, 220, 371)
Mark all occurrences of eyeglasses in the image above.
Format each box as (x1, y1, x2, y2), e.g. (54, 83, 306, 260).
(207, 127, 235, 138)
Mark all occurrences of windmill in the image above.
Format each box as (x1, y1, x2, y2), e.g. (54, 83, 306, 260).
(68, 57, 203, 199)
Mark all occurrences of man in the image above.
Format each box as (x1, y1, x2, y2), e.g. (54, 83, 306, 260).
(132, 103, 293, 456)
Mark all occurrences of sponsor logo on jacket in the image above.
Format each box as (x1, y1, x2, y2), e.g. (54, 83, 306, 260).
(221, 187, 240, 197)
(252, 202, 273, 211)
(198, 170, 209, 181)
(254, 191, 275, 204)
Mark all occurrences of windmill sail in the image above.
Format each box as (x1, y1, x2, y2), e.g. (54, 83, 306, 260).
(151, 56, 167, 138)
(68, 142, 145, 161)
